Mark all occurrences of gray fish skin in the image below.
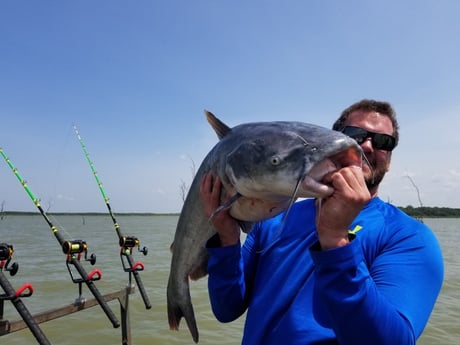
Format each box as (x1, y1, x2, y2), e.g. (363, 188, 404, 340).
(167, 111, 361, 343)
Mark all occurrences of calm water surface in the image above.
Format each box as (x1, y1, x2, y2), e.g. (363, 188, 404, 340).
(0, 215, 457, 344)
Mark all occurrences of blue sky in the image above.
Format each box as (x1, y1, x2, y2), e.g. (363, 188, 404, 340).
(1, 1, 459, 213)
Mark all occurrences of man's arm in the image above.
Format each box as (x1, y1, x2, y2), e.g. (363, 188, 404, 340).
(310, 222, 443, 345)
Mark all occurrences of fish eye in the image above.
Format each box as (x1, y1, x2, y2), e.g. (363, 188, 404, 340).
(270, 156, 281, 165)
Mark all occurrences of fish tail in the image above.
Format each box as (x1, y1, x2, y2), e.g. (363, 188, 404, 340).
(167, 282, 199, 343)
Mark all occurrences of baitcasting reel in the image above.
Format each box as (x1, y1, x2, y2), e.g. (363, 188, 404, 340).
(62, 240, 96, 265)
(0, 242, 19, 276)
(119, 236, 148, 256)
(62, 240, 101, 288)
(118, 236, 148, 275)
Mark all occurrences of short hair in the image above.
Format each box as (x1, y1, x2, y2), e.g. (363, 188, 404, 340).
(332, 99, 399, 148)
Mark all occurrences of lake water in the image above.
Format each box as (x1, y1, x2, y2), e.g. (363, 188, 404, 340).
(0, 215, 457, 344)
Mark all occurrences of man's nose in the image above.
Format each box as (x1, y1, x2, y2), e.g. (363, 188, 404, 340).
(360, 137, 374, 152)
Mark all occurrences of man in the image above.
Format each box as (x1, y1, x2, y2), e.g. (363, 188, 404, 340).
(199, 99, 444, 345)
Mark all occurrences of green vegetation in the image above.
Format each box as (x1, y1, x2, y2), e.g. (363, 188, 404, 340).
(399, 206, 460, 218)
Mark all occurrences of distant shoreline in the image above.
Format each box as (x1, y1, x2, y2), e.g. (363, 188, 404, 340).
(398, 206, 460, 218)
(2, 206, 460, 218)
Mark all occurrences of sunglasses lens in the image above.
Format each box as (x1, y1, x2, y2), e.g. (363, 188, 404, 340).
(341, 126, 395, 151)
(373, 134, 395, 151)
(341, 127, 367, 144)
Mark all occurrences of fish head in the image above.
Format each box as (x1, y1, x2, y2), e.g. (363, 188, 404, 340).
(224, 122, 362, 202)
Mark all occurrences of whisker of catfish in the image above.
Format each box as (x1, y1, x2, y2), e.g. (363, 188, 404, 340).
(256, 175, 303, 254)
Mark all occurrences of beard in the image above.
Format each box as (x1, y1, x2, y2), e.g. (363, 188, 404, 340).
(362, 157, 388, 192)
(365, 169, 386, 191)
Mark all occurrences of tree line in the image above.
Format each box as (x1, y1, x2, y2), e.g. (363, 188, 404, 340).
(399, 206, 460, 218)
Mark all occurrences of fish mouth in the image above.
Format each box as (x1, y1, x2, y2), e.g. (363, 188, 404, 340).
(301, 147, 362, 198)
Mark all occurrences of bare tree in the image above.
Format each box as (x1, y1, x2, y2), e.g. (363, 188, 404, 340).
(179, 179, 188, 203)
(188, 156, 196, 178)
(45, 198, 53, 213)
(179, 156, 197, 203)
(405, 172, 423, 207)
(1, 200, 5, 220)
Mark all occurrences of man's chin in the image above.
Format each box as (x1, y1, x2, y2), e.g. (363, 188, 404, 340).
(365, 169, 386, 192)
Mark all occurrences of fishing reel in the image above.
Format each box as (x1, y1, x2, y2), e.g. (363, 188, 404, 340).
(119, 236, 148, 256)
(119, 236, 148, 275)
(62, 240, 96, 265)
(0, 242, 19, 276)
(62, 239, 102, 300)
(0, 243, 34, 302)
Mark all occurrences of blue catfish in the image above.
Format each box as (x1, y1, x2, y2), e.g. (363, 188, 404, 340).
(167, 111, 362, 343)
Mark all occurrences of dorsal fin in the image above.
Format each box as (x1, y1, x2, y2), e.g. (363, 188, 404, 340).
(204, 110, 231, 140)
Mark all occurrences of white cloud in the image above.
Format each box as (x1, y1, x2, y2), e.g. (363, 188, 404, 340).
(156, 188, 166, 195)
(56, 194, 75, 201)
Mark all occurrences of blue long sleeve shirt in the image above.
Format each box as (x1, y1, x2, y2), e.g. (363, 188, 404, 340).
(206, 197, 444, 345)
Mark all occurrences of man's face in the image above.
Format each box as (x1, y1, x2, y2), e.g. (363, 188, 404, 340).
(343, 110, 394, 195)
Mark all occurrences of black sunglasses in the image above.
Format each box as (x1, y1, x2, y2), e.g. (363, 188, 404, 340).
(340, 126, 396, 151)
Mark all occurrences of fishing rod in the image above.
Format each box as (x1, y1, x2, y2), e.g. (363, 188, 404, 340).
(73, 126, 151, 309)
(0, 148, 120, 328)
(0, 243, 51, 345)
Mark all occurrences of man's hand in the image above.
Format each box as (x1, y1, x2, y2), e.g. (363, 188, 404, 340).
(199, 172, 240, 246)
(316, 165, 371, 250)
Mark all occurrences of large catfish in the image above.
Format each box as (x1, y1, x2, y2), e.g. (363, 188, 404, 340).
(167, 111, 362, 342)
